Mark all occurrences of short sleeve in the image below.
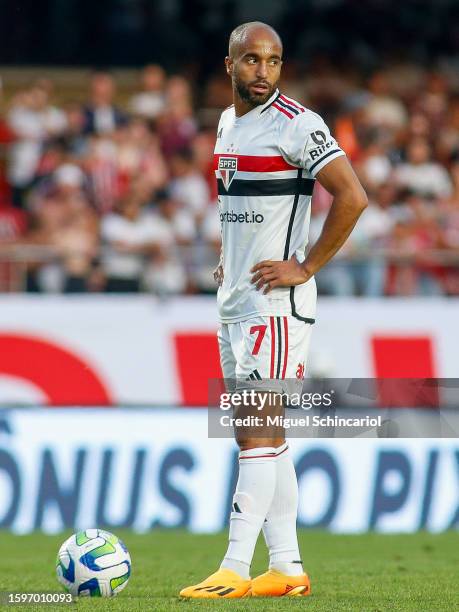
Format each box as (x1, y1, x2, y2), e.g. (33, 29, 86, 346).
(278, 111, 345, 177)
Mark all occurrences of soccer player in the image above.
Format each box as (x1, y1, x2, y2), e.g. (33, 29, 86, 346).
(180, 21, 367, 598)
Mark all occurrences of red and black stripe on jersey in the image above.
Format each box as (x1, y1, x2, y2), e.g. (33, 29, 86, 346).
(261, 92, 306, 120)
(214, 154, 315, 196)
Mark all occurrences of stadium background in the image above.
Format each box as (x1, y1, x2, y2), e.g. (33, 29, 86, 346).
(0, 1, 458, 602)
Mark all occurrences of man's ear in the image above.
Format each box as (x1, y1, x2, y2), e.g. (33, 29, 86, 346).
(225, 56, 233, 77)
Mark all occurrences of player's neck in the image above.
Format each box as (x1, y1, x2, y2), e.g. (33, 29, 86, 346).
(233, 95, 257, 118)
(232, 88, 278, 118)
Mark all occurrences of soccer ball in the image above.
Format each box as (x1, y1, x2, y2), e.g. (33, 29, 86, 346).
(56, 529, 131, 597)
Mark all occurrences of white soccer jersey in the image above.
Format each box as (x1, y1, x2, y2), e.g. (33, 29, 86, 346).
(214, 89, 345, 324)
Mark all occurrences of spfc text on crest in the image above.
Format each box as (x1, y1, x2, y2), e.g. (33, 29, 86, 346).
(218, 156, 238, 191)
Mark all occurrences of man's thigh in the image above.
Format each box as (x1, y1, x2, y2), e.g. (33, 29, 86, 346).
(230, 315, 313, 385)
(218, 316, 313, 443)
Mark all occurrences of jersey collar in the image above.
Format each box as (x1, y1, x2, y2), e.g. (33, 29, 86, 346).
(234, 89, 280, 124)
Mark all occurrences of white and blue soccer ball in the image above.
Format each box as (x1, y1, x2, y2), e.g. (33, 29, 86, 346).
(56, 529, 131, 598)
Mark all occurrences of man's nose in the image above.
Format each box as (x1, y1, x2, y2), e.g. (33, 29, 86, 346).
(256, 61, 268, 78)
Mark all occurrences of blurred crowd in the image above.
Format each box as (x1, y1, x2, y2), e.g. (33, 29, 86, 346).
(0, 67, 221, 295)
(0, 62, 459, 296)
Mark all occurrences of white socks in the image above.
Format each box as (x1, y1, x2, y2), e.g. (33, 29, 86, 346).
(263, 443, 304, 576)
(220, 447, 277, 579)
(221, 443, 303, 579)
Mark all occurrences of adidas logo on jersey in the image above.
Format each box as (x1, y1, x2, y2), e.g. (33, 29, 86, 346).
(218, 156, 238, 190)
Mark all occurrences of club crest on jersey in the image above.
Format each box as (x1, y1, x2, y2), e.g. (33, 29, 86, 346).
(218, 156, 238, 191)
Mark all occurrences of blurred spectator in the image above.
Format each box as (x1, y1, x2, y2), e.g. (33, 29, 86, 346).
(157, 77, 197, 157)
(144, 190, 194, 295)
(129, 65, 166, 120)
(0, 205, 27, 291)
(193, 202, 221, 293)
(30, 140, 68, 194)
(165, 76, 193, 108)
(116, 118, 168, 196)
(310, 205, 354, 296)
(150, 189, 196, 246)
(0, 115, 15, 206)
(169, 148, 210, 223)
(395, 138, 453, 199)
(25, 163, 97, 293)
(52, 169, 98, 293)
(311, 182, 394, 296)
(7, 84, 67, 207)
(61, 103, 88, 158)
(84, 135, 119, 214)
(344, 186, 395, 296)
(437, 162, 459, 294)
(83, 71, 127, 135)
(387, 192, 444, 296)
(157, 102, 197, 158)
(440, 162, 459, 250)
(334, 96, 368, 162)
(191, 130, 219, 200)
(100, 187, 161, 292)
(356, 138, 393, 191)
(0, 206, 26, 241)
(365, 71, 408, 131)
(83, 118, 168, 215)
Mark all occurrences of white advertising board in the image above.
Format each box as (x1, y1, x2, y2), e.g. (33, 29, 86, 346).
(0, 410, 457, 534)
(0, 296, 457, 406)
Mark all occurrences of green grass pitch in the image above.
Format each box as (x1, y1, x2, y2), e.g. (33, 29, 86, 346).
(0, 530, 458, 611)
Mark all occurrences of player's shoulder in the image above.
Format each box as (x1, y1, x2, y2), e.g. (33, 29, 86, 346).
(218, 104, 235, 123)
(272, 93, 327, 129)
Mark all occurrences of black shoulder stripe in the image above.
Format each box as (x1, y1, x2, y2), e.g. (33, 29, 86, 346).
(260, 92, 281, 114)
(309, 149, 342, 174)
(276, 98, 300, 115)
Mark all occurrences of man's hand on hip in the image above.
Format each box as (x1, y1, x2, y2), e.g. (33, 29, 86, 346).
(214, 264, 224, 286)
(250, 255, 311, 294)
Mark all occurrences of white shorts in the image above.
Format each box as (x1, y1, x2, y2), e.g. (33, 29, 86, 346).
(218, 315, 313, 393)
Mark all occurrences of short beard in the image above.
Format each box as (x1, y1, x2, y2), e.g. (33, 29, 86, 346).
(234, 76, 277, 107)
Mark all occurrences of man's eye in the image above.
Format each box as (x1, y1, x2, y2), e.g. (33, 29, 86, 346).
(247, 58, 257, 64)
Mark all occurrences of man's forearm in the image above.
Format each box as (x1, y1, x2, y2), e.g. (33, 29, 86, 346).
(302, 192, 367, 278)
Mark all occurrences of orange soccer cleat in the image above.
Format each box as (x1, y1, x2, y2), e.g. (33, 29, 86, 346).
(250, 569, 311, 597)
(179, 568, 251, 599)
